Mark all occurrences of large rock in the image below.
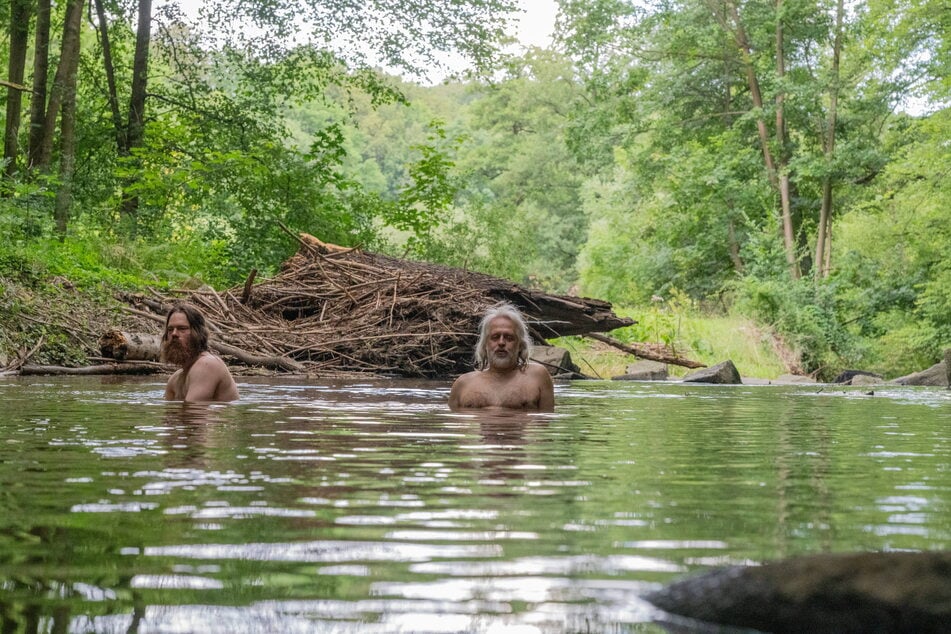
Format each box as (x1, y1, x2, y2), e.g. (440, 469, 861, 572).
(851, 373, 885, 386)
(945, 349, 951, 388)
(530, 345, 580, 377)
(682, 360, 742, 384)
(646, 551, 951, 633)
(773, 373, 818, 384)
(834, 369, 883, 385)
(612, 360, 669, 381)
(891, 361, 948, 387)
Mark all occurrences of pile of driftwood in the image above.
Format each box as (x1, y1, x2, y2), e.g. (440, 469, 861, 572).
(15, 231, 702, 379)
(103, 233, 654, 378)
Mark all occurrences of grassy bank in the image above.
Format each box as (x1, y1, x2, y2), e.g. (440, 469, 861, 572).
(553, 306, 796, 381)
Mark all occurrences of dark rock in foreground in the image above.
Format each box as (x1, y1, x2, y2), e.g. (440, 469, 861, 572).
(682, 360, 742, 384)
(646, 551, 951, 633)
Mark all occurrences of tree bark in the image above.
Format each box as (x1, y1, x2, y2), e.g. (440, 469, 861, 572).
(718, 0, 800, 279)
(52, 0, 86, 237)
(27, 0, 52, 169)
(120, 0, 153, 223)
(94, 0, 126, 152)
(36, 0, 84, 171)
(815, 0, 845, 279)
(99, 330, 162, 361)
(4, 0, 32, 179)
(774, 0, 799, 278)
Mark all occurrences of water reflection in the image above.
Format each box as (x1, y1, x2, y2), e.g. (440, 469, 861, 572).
(0, 377, 948, 632)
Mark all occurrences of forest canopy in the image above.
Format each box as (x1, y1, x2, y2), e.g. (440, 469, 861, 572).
(1, 0, 948, 379)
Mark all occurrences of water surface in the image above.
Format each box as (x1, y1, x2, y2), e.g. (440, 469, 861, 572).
(1, 376, 949, 632)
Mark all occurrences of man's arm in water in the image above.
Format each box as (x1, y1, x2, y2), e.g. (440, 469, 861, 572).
(164, 369, 183, 400)
(531, 363, 555, 412)
(448, 372, 473, 412)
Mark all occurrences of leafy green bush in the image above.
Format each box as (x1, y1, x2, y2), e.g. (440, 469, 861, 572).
(730, 276, 859, 379)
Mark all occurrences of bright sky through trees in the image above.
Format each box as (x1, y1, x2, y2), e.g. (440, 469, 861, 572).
(165, 0, 558, 82)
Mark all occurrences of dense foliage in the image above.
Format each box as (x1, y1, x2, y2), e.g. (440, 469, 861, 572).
(0, 0, 947, 378)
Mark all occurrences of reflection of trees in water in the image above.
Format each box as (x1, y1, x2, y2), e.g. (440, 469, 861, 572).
(773, 397, 833, 558)
(0, 524, 145, 634)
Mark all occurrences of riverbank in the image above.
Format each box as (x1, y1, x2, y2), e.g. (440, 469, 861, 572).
(0, 273, 142, 371)
(0, 268, 798, 381)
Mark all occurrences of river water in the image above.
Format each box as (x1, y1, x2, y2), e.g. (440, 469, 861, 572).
(0, 376, 948, 632)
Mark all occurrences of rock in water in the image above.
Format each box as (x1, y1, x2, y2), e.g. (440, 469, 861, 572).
(645, 551, 951, 633)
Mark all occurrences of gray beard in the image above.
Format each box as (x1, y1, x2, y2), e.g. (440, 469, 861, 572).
(489, 351, 518, 371)
(161, 339, 198, 367)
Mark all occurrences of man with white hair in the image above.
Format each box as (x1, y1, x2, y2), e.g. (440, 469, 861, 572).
(448, 303, 554, 411)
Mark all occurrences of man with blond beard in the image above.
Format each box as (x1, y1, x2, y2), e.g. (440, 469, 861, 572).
(162, 303, 239, 402)
(448, 303, 554, 411)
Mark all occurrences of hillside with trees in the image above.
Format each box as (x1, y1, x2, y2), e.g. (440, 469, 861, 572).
(1, 0, 948, 379)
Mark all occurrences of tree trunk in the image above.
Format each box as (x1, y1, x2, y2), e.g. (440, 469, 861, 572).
(52, 0, 85, 237)
(586, 333, 706, 369)
(36, 0, 84, 171)
(20, 363, 167, 376)
(94, 0, 126, 152)
(99, 330, 162, 361)
(726, 2, 778, 184)
(27, 0, 52, 169)
(120, 0, 153, 224)
(727, 218, 744, 273)
(815, 0, 845, 279)
(3, 0, 32, 179)
(718, 0, 801, 280)
(774, 0, 800, 279)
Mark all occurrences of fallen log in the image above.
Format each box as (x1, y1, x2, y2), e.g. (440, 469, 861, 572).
(98, 326, 305, 373)
(99, 330, 161, 361)
(585, 333, 705, 369)
(212, 341, 305, 373)
(20, 363, 167, 376)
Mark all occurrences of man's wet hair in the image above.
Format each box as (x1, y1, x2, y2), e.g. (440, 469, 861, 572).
(474, 302, 532, 370)
(163, 302, 210, 353)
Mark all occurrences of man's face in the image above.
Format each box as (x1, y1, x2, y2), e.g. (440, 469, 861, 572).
(486, 316, 520, 371)
(162, 311, 196, 366)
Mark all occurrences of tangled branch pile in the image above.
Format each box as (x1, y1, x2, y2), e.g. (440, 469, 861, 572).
(121, 234, 634, 378)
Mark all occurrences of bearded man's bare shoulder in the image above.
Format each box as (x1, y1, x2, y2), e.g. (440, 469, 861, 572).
(524, 361, 550, 376)
(453, 370, 482, 386)
(193, 353, 227, 368)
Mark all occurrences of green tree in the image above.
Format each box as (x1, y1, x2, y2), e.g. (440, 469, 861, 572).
(450, 49, 588, 289)
(560, 0, 934, 298)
